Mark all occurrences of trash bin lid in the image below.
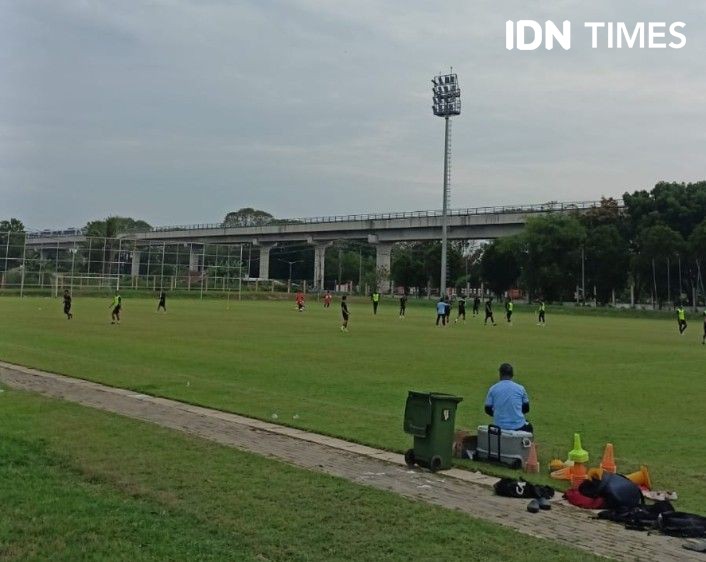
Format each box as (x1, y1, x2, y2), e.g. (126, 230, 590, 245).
(428, 392, 463, 403)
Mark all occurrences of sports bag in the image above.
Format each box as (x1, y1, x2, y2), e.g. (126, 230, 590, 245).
(657, 512, 706, 538)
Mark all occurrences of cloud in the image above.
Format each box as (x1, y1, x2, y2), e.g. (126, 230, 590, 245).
(1, 0, 704, 228)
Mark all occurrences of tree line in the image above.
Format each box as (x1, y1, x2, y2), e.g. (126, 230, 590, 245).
(479, 182, 706, 305)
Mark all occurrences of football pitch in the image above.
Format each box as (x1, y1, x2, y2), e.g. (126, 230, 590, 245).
(1, 295, 704, 516)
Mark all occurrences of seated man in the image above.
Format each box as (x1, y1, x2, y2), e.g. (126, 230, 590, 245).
(484, 363, 533, 433)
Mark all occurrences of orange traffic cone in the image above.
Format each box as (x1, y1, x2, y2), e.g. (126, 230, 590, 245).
(550, 466, 572, 480)
(570, 462, 587, 488)
(524, 442, 539, 473)
(626, 465, 652, 490)
(599, 443, 617, 474)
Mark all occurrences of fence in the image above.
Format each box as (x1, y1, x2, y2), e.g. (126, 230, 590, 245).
(0, 232, 257, 297)
(0, 232, 354, 298)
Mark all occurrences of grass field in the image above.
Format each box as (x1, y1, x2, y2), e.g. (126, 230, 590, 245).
(0, 389, 603, 562)
(1, 295, 704, 514)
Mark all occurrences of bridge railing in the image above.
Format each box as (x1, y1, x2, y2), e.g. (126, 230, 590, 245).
(26, 199, 622, 238)
(144, 199, 619, 233)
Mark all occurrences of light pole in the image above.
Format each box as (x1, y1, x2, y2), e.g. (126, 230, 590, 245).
(432, 71, 461, 297)
(278, 258, 302, 287)
(69, 246, 78, 295)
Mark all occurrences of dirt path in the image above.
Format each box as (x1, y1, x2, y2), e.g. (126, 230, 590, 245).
(0, 361, 698, 562)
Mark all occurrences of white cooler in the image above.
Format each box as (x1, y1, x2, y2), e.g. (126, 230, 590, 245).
(470, 424, 533, 469)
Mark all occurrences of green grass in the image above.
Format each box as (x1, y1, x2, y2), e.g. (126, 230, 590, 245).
(0, 296, 704, 514)
(0, 389, 602, 561)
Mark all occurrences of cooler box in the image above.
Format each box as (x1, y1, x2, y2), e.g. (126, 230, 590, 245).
(471, 424, 533, 469)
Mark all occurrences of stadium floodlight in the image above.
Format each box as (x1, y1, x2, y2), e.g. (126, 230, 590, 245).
(432, 70, 461, 297)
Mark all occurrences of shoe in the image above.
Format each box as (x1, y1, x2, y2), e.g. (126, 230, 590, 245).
(683, 539, 706, 553)
(537, 497, 551, 510)
(527, 499, 540, 513)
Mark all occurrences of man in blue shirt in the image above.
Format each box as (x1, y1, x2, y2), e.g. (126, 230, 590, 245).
(435, 298, 447, 326)
(484, 363, 533, 433)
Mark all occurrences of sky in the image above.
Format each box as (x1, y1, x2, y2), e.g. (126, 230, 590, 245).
(1, 0, 705, 230)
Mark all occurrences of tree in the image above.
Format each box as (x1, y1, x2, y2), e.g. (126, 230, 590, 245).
(584, 225, 630, 303)
(84, 217, 151, 238)
(581, 197, 623, 229)
(637, 224, 685, 305)
(82, 217, 152, 275)
(391, 244, 426, 292)
(624, 181, 706, 240)
(688, 219, 706, 261)
(0, 218, 25, 233)
(0, 218, 26, 270)
(480, 237, 521, 296)
(521, 214, 586, 301)
(223, 208, 274, 227)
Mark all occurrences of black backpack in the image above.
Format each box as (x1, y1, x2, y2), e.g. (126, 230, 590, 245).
(598, 501, 675, 531)
(494, 478, 555, 500)
(657, 512, 706, 538)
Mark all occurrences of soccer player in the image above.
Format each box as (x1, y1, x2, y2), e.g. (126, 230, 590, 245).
(62, 289, 73, 320)
(444, 297, 452, 323)
(296, 291, 305, 312)
(484, 298, 496, 326)
(537, 300, 546, 326)
(455, 295, 466, 323)
(341, 295, 350, 332)
(109, 291, 122, 324)
(677, 304, 687, 335)
(399, 293, 407, 318)
(323, 291, 332, 308)
(472, 296, 481, 316)
(371, 291, 380, 315)
(702, 309, 706, 345)
(435, 298, 447, 326)
(157, 289, 166, 312)
(505, 298, 513, 325)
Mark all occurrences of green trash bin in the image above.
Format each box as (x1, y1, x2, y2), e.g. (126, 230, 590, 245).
(403, 391, 463, 471)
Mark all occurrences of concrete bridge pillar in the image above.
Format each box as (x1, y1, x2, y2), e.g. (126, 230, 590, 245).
(130, 250, 141, 278)
(311, 241, 333, 291)
(374, 242, 394, 293)
(189, 246, 201, 272)
(254, 241, 276, 279)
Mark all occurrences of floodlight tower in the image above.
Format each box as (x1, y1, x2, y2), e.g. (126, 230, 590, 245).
(432, 71, 461, 297)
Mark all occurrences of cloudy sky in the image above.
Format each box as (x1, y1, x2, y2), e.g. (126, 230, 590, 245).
(1, 0, 705, 229)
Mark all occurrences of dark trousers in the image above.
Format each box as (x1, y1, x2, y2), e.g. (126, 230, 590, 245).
(373, 301, 379, 314)
(538, 311, 545, 323)
(485, 312, 494, 324)
(679, 319, 687, 333)
(436, 314, 446, 326)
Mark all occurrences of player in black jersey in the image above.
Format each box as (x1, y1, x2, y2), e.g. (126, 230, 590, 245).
(63, 289, 73, 319)
(341, 295, 350, 332)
